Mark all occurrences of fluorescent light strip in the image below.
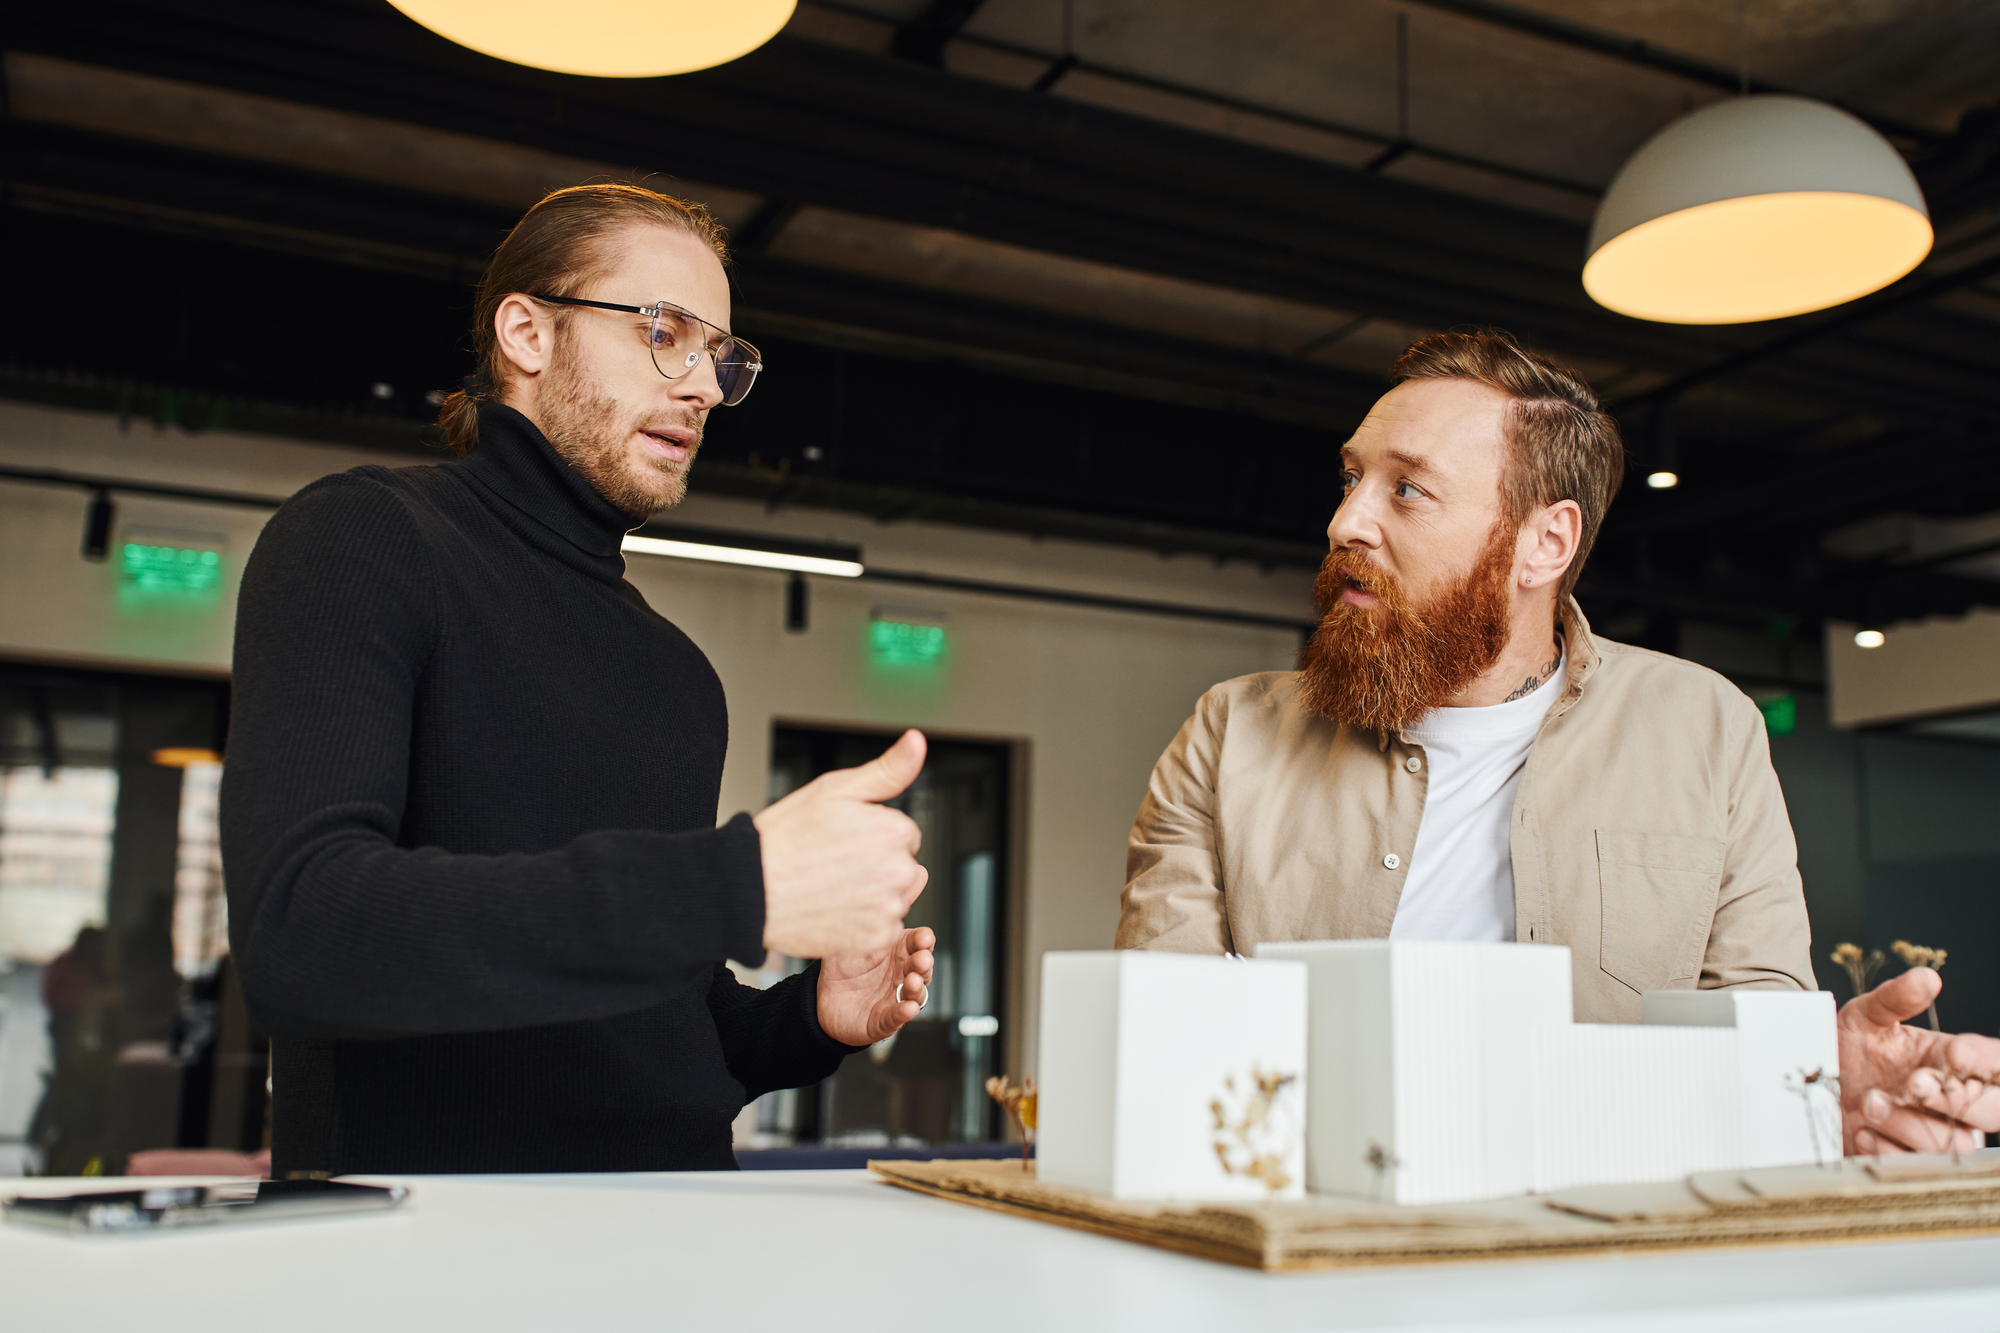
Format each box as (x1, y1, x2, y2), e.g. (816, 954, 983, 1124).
(621, 534, 863, 578)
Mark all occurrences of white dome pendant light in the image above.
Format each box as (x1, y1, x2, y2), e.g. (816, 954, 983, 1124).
(1583, 96, 1933, 324)
(386, 0, 797, 79)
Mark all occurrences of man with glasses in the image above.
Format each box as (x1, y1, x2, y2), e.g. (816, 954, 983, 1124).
(222, 184, 934, 1176)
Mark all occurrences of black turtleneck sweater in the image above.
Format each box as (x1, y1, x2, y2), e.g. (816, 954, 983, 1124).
(220, 403, 857, 1175)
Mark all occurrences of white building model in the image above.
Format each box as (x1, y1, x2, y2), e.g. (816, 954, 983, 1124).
(1036, 942, 1840, 1207)
(1260, 941, 1841, 1204)
(1037, 951, 1309, 1202)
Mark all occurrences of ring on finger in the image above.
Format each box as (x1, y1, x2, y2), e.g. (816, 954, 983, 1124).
(896, 981, 930, 1012)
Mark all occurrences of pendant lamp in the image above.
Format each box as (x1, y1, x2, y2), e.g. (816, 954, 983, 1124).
(386, 0, 797, 79)
(1584, 96, 1932, 324)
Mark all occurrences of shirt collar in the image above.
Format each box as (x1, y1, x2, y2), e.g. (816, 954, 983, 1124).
(1548, 596, 1602, 722)
(454, 402, 637, 567)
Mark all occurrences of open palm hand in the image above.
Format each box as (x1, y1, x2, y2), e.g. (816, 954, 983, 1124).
(1840, 967, 2000, 1155)
(817, 926, 937, 1047)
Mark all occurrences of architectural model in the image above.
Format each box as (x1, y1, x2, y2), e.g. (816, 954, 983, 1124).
(1035, 942, 1839, 1207)
(1259, 941, 1840, 1205)
(1037, 951, 1308, 1202)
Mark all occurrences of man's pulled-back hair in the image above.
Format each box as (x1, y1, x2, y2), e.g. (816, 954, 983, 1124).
(437, 183, 730, 456)
(1390, 330, 1624, 602)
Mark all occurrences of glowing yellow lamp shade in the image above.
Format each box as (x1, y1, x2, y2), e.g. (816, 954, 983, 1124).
(1585, 96, 1931, 324)
(387, 0, 798, 78)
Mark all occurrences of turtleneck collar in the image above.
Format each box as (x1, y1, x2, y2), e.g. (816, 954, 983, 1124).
(454, 402, 637, 578)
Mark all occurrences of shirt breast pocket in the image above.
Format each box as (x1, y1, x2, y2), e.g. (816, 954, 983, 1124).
(1595, 830, 1726, 993)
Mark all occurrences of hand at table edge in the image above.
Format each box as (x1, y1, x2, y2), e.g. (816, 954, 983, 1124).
(1838, 967, 2000, 1156)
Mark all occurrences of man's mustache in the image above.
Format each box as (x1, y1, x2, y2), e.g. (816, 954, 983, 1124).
(639, 414, 706, 443)
(1317, 547, 1395, 609)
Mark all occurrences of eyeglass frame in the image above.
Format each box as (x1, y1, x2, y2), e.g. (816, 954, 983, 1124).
(528, 293, 765, 405)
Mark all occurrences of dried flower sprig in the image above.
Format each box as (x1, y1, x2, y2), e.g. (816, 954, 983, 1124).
(1829, 942, 1884, 998)
(1893, 940, 1947, 969)
(1891, 940, 1948, 1031)
(1209, 1065, 1299, 1196)
(985, 1075, 1037, 1172)
(1363, 1141, 1400, 1203)
(1785, 1066, 1841, 1167)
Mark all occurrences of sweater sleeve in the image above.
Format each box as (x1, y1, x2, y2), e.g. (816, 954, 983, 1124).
(707, 962, 862, 1101)
(221, 473, 766, 1040)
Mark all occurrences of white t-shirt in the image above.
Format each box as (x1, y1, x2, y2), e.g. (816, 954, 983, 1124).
(1387, 660, 1565, 942)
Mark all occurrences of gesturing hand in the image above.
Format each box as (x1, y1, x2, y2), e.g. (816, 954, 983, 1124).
(1839, 967, 2000, 1155)
(755, 730, 929, 961)
(818, 926, 937, 1047)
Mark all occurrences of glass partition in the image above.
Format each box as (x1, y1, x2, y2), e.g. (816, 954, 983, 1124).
(0, 664, 257, 1176)
(755, 725, 1013, 1149)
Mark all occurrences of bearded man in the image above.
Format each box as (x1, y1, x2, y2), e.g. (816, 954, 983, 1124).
(1119, 331, 2000, 1157)
(223, 184, 934, 1175)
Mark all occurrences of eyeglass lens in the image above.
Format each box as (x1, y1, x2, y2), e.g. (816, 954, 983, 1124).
(649, 306, 760, 406)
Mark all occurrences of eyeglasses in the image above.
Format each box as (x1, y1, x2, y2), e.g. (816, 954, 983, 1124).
(531, 294, 764, 406)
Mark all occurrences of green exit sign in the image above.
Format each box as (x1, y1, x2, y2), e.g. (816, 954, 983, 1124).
(1754, 693, 1797, 737)
(121, 542, 222, 594)
(869, 619, 947, 667)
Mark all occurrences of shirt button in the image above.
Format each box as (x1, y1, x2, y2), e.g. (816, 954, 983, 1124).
(1405, 756, 1422, 773)
(1383, 853, 1402, 870)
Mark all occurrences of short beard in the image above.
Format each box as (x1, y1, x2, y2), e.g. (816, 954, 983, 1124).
(1296, 522, 1515, 731)
(537, 344, 700, 519)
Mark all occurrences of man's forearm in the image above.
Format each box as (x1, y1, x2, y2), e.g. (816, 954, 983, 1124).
(228, 813, 766, 1038)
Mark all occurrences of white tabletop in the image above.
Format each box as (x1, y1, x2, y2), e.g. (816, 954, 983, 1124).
(5, 1169, 2000, 1332)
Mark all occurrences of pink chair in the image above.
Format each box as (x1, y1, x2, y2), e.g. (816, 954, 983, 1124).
(125, 1149, 271, 1177)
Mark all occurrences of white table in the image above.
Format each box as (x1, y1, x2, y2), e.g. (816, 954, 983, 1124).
(5, 1169, 2000, 1332)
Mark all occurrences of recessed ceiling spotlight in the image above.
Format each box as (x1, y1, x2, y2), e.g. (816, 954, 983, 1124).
(1853, 629, 1886, 649)
(1585, 97, 1931, 324)
(1646, 471, 1679, 489)
(386, 0, 797, 78)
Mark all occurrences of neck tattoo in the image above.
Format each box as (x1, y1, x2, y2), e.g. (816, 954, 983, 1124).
(1503, 638, 1564, 703)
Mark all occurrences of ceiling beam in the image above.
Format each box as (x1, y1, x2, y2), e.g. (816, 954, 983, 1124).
(14, 106, 1992, 435)
(23, 0, 1980, 420)
(804, 0, 1595, 201)
(2, 4, 1714, 367)
(0, 116, 1387, 422)
(9, 8, 2000, 477)
(11, 4, 1983, 390)
(727, 198, 802, 257)
(7, 46, 1992, 428)
(733, 256, 1388, 424)
(1400, 0, 1949, 148)
(891, 0, 990, 67)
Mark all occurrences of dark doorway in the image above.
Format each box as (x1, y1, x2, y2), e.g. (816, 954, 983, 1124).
(0, 662, 265, 1176)
(759, 725, 1013, 1147)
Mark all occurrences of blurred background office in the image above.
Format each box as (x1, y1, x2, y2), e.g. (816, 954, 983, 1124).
(3, 0, 2000, 1175)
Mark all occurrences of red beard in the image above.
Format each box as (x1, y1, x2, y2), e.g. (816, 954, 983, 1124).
(1297, 524, 1515, 731)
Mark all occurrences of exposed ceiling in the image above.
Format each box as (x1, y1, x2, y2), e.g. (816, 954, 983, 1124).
(3, 0, 1999, 641)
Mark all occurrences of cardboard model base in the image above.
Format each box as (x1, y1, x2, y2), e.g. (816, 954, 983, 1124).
(869, 1154, 2000, 1272)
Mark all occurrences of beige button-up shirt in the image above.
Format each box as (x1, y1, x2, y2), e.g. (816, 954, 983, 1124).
(1116, 602, 1814, 1023)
